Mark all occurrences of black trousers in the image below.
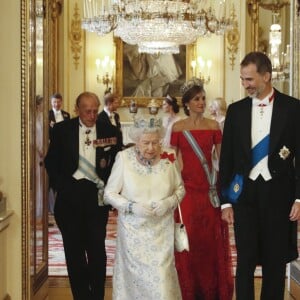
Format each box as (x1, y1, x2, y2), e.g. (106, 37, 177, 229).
(233, 176, 291, 300)
(54, 178, 109, 300)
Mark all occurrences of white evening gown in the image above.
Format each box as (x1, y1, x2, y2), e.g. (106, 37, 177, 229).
(104, 147, 185, 300)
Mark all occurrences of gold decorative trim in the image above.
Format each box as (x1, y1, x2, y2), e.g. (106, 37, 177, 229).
(49, 0, 63, 91)
(21, 0, 31, 298)
(120, 98, 163, 108)
(247, 0, 290, 51)
(247, 0, 260, 50)
(50, 0, 63, 20)
(70, 2, 82, 70)
(226, 4, 240, 70)
(259, 0, 290, 12)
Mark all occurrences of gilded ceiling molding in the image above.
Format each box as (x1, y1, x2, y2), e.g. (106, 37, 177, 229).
(226, 4, 240, 70)
(50, 0, 63, 20)
(70, 2, 82, 70)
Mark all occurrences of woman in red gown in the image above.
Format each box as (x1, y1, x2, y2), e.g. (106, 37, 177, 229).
(171, 81, 233, 300)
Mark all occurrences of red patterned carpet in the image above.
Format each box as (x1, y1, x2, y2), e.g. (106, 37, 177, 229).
(48, 211, 117, 276)
(49, 212, 240, 277)
(49, 214, 299, 277)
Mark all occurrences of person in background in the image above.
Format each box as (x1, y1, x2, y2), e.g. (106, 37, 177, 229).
(219, 51, 300, 300)
(162, 94, 181, 148)
(104, 116, 185, 300)
(208, 97, 228, 171)
(208, 97, 227, 132)
(97, 93, 124, 149)
(45, 92, 121, 300)
(48, 92, 70, 141)
(171, 79, 233, 300)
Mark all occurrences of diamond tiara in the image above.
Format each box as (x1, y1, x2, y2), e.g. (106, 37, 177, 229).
(180, 77, 204, 95)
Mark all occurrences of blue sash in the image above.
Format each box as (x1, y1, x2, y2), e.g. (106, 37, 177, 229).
(252, 135, 270, 167)
(222, 134, 270, 204)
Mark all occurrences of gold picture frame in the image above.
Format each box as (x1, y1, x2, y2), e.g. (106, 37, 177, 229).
(114, 37, 195, 107)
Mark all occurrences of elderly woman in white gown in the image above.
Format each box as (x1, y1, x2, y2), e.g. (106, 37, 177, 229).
(104, 117, 185, 300)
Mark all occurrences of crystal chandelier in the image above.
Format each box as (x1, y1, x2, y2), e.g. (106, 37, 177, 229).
(81, 0, 234, 54)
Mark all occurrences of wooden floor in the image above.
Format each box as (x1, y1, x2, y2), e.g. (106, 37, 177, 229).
(48, 277, 295, 300)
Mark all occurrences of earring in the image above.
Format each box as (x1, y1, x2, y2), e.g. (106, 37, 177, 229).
(186, 106, 190, 110)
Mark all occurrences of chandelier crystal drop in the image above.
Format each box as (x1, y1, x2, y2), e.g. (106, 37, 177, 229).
(82, 0, 234, 54)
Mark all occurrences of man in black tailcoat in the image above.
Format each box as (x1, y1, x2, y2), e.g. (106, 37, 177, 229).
(48, 92, 70, 141)
(97, 92, 125, 149)
(219, 52, 300, 300)
(45, 91, 121, 300)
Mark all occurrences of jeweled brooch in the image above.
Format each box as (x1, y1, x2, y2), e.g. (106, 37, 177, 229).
(279, 146, 290, 160)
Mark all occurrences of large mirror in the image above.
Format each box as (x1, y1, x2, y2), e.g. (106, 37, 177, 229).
(28, 0, 49, 297)
(22, 0, 62, 298)
(247, 0, 291, 94)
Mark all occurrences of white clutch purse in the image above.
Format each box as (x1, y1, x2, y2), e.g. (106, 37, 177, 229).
(174, 203, 189, 252)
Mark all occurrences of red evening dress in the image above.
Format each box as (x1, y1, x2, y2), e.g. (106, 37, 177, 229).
(171, 130, 233, 300)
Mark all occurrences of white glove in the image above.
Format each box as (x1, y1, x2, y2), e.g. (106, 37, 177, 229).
(152, 197, 174, 217)
(132, 203, 154, 217)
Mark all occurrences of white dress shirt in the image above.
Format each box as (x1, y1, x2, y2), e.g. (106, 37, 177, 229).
(104, 107, 116, 126)
(249, 90, 274, 181)
(52, 108, 64, 123)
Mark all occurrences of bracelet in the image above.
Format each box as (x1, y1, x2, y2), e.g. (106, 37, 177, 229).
(128, 202, 133, 214)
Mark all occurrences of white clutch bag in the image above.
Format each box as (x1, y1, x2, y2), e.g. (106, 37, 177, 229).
(174, 204, 189, 252)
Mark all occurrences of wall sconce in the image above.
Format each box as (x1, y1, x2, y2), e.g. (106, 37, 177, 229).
(191, 56, 212, 84)
(95, 56, 115, 94)
(147, 99, 160, 115)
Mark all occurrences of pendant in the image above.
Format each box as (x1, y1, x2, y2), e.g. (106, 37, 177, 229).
(85, 129, 92, 146)
(85, 137, 91, 146)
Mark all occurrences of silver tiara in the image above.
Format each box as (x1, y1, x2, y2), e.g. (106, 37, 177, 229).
(133, 117, 162, 129)
(180, 77, 204, 95)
